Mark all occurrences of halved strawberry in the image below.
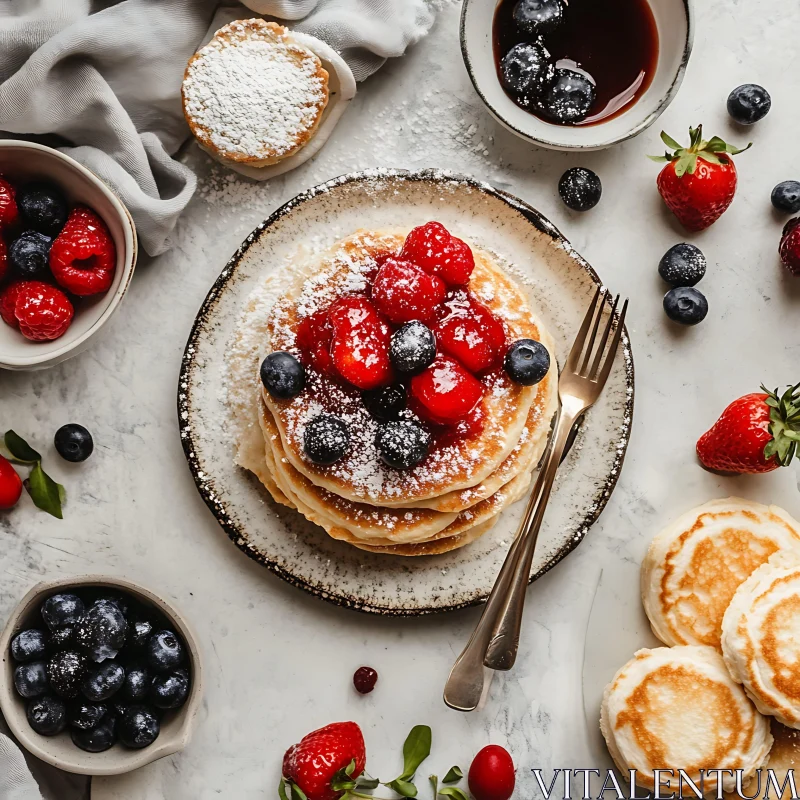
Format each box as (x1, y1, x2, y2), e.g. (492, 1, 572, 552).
(433, 289, 506, 373)
(410, 355, 484, 424)
(371, 258, 445, 324)
(329, 296, 393, 390)
(401, 222, 475, 286)
(296, 308, 335, 376)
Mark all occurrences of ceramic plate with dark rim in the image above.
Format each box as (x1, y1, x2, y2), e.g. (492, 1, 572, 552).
(178, 169, 633, 616)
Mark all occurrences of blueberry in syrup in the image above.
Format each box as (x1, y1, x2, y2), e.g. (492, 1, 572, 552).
(375, 421, 431, 470)
(500, 42, 555, 104)
(9, 231, 52, 279)
(727, 84, 771, 125)
(658, 243, 707, 287)
(663, 287, 708, 326)
(17, 182, 68, 236)
(260, 352, 306, 400)
(540, 68, 596, 124)
(303, 414, 350, 466)
(118, 705, 160, 749)
(81, 661, 125, 702)
(72, 713, 118, 753)
(68, 700, 108, 731)
(122, 664, 152, 702)
(353, 666, 378, 694)
(150, 668, 190, 710)
(11, 629, 48, 663)
(771, 181, 800, 214)
(41, 593, 85, 630)
(363, 384, 407, 422)
(146, 630, 185, 673)
(512, 0, 565, 36)
(14, 661, 48, 699)
(558, 167, 602, 211)
(27, 695, 67, 736)
(505, 339, 551, 386)
(54, 424, 94, 463)
(390, 321, 436, 375)
(47, 650, 88, 699)
(74, 599, 128, 662)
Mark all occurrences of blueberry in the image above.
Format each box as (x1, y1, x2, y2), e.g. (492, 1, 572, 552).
(772, 181, 800, 214)
(500, 42, 555, 105)
(118, 705, 160, 749)
(47, 626, 75, 653)
(11, 629, 48, 663)
(27, 695, 67, 736)
(81, 661, 125, 702)
(41, 593, 84, 630)
(74, 600, 128, 662)
(125, 620, 154, 653)
(47, 650, 88, 698)
(94, 593, 130, 617)
(512, 0, 566, 36)
(303, 414, 350, 465)
(14, 661, 48, 699)
(390, 321, 436, 375)
(504, 339, 551, 385)
(121, 664, 152, 702)
(727, 84, 771, 125)
(260, 352, 305, 400)
(363, 385, 407, 422)
(72, 713, 117, 752)
(663, 287, 708, 325)
(53, 424, 94, 462)
(540, 68, 597, 124)
(68, 700, 108, 731)
(658, 243, 707, 287)
(150, 668, 190, 710)
(146, 630, 184, 673)
(8, 231, 52, 278)
(558, 168, 602, 212)
(17, 182, 68, 235)
(375, 421, 431, 470)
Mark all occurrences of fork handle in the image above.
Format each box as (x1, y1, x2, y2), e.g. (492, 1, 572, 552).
(483, 405, 579, 671)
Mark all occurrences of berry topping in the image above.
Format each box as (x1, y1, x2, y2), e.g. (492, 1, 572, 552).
(11, 629, 48, 663)
(540, 68, 597, 124)
(81, 661, 125, 702)
(17, 182, 67, 236)
(42, 593, 85, 630)
(14, 282, 74, 341)
(304, 414, 351, 465)
(658, 243, 707, 287)
(353, 666, 378, 694)
(401, 222, 475, 286)
(27, 695, 67, 736)
(375, 421, 431, 470)
(363, 384, 407, 422)
(390, 321, 437, 375)
(500, 42, 555, 105)
(260, 351, 306, 400)
(9, 231, 52, 279)
(118, 705, 160, 749)
(663, 286, 708, 326)
(49, 206, 116, 296)
(433, 290, 506, 374)
(14, 661, 48, 699)
(727, 84, 771, 125)
(150, 668, 190, 709)
(0, 177, 19, 230)
(54, 424, 94, 463)
(469, 745, 516, 800)
(512, 0, 565, 35)
(558, 168, 602, 212)
(780, 217, 800, 276)
(772, 181, 800, 214)
(371, 257, 446, 325)
(72, 713, 117, 752)
(121, 664, 152, 702)
(329, 296, 393, 390)
(296, 309, 335, 376)
(0, 454, 23, 510)
(504, 339, 551, 386)
(146, 630, 185, 673)
(68, 700, 108, 731)
(410, 355, 484, 425)
(47, 650, 88, 698)
(74, 600, 128, 662)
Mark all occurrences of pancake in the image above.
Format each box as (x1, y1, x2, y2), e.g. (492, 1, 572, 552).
(641, 498, 800, 649)
(601, 646, 773, 796)
(724, 722, 800, 799)
(722, 551, 800, 729)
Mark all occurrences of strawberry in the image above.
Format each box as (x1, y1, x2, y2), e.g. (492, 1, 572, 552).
(329, 296, 393, 390)
(401, 222, 475, 286)
(696, 384, 800, 474)
(282, 721, 366, 800)
(0, 454, 22, 510)
(410, 355, 484, 425)
(779, 217, 800, 276)
(296, 309, 336, 376)
(371, 258, 446, 324)
(649, 125, 751, 231)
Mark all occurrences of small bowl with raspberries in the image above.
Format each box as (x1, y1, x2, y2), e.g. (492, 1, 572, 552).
(0, 575, 203, 776)
(0, 140, 136, 370)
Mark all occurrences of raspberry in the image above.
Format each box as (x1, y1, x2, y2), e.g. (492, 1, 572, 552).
(329, 296, 393, 390)
(779, 217, 800, 276)
(14, 282, 74, 341)
(371, 258, 446, 324)
(296, 309, 335, 376)
(401, 222, 475, 286)
(0, 281, 47, 329)
(0, 177, 19, 230)
(410, 355, 484, 424)
(49, 207, 116, 296)
(433, 289, 506, 373)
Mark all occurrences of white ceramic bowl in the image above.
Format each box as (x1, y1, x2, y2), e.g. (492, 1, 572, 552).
(0, 575, 203, 776)
(0, 141, 136, 370)
(460, 0, 693, 151)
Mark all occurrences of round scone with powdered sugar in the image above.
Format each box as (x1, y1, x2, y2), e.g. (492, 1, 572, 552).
(182, 19, 329, 167)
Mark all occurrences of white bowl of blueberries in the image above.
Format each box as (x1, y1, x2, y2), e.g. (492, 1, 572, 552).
(0, 576, 203, 776)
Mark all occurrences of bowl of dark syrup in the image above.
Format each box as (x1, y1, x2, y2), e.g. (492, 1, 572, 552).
(461, 0, 692, 150)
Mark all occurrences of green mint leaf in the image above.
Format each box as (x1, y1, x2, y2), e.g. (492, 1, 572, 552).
(439, 788, 470, 800)
(660, 131, 682, 150)
(385, 778, 417, 797)
(25, 462, 64, 519)
(398, 725, 432, 780)
(279, 778, 291, 800)
(4, 430, 41, 464)
(442, 767, 463, 784)
(355, 775, 380, 790)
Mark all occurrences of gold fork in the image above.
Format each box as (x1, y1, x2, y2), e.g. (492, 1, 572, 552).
(443, 288, 628, 712)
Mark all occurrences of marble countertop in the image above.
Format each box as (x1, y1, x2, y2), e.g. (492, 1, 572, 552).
(1, 2, 799, 798)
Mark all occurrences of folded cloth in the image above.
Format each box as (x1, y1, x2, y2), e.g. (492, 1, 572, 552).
(0, 732, 42, 800)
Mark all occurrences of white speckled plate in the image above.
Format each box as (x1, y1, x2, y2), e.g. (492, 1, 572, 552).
(178, 170, 633, 615)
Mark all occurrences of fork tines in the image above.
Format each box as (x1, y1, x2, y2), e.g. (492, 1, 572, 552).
(568, 288, 628, 383)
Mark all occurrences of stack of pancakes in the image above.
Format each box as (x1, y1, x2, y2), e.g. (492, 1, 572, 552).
(225, 229, 558, 556)
(602, 497, 800, 796)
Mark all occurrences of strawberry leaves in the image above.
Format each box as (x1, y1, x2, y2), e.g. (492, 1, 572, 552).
(2, 430, 65, 518)
(649, 125, 752, 176)
(384, 725, 432, 797)
(763, 383, 800, 466)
